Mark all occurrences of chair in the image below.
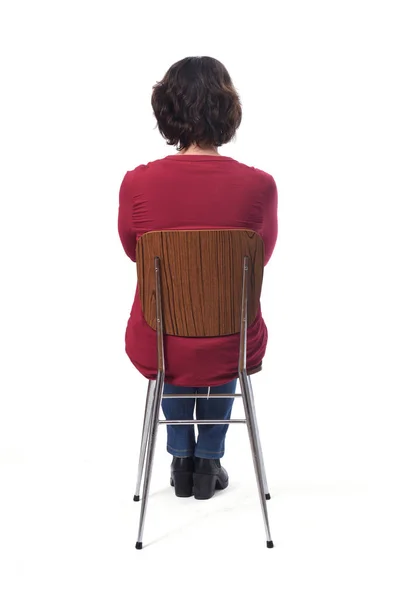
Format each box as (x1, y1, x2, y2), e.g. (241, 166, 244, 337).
(132, 228, 274, 549)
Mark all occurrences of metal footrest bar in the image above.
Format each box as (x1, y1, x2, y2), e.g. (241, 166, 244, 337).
(159, 419, 246, 425)
(161, 393, 243, 398)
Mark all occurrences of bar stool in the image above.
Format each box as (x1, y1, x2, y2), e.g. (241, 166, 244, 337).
(132, 229, 274, 549)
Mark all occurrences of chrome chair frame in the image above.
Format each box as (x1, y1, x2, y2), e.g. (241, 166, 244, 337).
(134, 255, 274, 549)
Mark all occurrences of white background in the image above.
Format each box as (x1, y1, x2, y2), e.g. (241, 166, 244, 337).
(1, 0, 399, 598)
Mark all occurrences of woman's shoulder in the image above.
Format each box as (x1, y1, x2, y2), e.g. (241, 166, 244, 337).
(250, 166, 277, 191)
(123, 162, 150, 178)
(229, 156, 273, 177)
(122, 156, 171, 181)
(230, 158, 277, 191)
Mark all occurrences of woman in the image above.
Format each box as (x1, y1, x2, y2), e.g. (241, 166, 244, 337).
(118, 56, 278, 500)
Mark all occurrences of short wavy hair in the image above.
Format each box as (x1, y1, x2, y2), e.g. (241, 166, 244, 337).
(151, 56, 242, 151)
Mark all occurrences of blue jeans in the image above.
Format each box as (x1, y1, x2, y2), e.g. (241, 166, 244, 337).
(161, 379, 238, 459)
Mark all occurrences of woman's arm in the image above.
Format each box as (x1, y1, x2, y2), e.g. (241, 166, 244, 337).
(118, 170, 138, 262)
(260, 174, 278, 266)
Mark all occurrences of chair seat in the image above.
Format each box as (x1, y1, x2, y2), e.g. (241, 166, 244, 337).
(148, 363, 262, 384)
(247, 362, 262, 376)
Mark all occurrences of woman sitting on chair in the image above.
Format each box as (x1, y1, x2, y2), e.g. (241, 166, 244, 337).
(118, 56, 278, 500)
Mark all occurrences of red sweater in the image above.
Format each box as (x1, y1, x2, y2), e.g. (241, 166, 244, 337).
(118, 153, 278, 387)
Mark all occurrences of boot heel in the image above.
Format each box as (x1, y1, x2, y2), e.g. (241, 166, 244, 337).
(193, 473, 218, 500)
(171, 471, 193, 497)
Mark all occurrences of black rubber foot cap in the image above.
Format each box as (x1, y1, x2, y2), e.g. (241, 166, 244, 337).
(133, 495, 140, 502)
(135, 542, 143, 550)
(265, 493, 271, 500)
(267, 540, 274, 548)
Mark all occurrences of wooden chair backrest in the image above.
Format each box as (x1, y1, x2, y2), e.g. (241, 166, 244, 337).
(136, 229, 264, 337)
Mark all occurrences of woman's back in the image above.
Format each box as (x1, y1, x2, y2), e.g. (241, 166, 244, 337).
(118, 152, 278, 386)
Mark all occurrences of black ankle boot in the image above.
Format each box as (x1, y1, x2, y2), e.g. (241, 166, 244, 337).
(170, 457, 194, 497)
(193, 458, 229, 500)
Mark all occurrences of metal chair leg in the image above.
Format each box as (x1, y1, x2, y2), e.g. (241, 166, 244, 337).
(133, 379, 156, 502)
(135, 372, 165, 550)
(248, 376, 270, 500)
(239, 371, 274, 548)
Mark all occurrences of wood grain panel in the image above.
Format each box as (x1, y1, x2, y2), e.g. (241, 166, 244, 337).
(136, 229, 264, 337)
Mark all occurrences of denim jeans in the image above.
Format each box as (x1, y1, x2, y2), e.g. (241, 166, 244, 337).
(161, 379, 238, 459)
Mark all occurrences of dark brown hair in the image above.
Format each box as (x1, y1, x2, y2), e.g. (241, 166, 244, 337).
(151, 56, 242, 151)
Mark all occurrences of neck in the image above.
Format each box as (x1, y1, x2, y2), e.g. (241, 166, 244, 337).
(178, 144, 220, 156)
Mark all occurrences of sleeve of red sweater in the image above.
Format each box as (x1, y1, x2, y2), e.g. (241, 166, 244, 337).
(257, 171, 278, 266)
(118, 169, 140, 262)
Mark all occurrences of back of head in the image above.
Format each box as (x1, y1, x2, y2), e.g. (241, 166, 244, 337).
(151, 56, 242, 151)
